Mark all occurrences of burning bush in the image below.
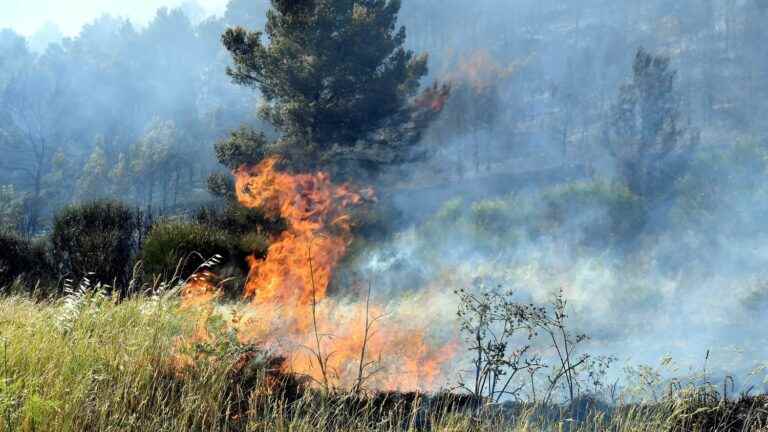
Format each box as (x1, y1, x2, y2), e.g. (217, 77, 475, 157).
(178, 157, 458, 393)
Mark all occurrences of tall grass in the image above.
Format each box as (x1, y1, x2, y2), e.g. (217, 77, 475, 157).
(0, 289, 763, 431)
(0, 288, 238, 431)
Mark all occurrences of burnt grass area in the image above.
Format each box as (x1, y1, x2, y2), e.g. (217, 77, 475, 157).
(219, 349, 768, 431)
(220, 348, 485, 430)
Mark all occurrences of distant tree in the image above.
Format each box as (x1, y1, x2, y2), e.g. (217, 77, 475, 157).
(220, 0, 449, 179)
(444, 81, 501, 175)
(430, 51, 515, 177)
(0, 49, 74, 235)
(0, 185, 24, 233)
(180, 1, 207, 24)
(131, 119, 186, 211)
(0, 7, 259, 220)
(28, 22, 64, 53)
(109, 152, 132, 197)
(551, 81, 577, 162)
(43, 149, 78, 212)
(0, 30, 34, 91)
(551, 55, 590, 164)
(75, 140, 110, 202)
(607, 48, 698, 206)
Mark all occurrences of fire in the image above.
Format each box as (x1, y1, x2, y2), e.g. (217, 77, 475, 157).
(234, 157, 369, 306)
(416, 82, 452, 112)
(182, 157, 457, 391)
(181, 270, 220, 342)
(446, 49, 526, 91)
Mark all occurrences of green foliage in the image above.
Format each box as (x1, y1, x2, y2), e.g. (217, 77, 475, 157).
(542, 181, 646, 244)
(417, 180, 647, 256)
(0, 232, 51, 289)
(434, 197, 465, 224)
(51, 200, 137, 287)
(220, 0, 446, 179)
(0, 185, 24, 232)
(206, 172, 236, 200)
(141, 201, 282, 286)
(141, 205, 274, 282)
(0, 292, 236, 431)
(140, 220, 233, 281)
(418, 195, 528, 255)
(469, 199, 510, 235)
(668, 137, 768, 246)
(74, 140, 109, 202)
(214, 125, 268, 171)
(194, 202, 284, 237)
(0, 290, 765, 431)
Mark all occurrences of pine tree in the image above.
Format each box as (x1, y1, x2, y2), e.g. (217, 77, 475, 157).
(607, 48, 698, 204)
(219, 0, 448, 179)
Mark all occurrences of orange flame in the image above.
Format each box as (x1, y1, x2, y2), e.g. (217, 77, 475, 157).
(234, 157, 370, 306)
(445, 49, 524, 91)
(416, 83, 452, 112)
(183, 157, 457, 391)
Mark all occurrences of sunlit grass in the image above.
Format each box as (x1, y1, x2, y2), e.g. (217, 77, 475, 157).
(0, 289, 238, 431)
(0, 289, 763, 431)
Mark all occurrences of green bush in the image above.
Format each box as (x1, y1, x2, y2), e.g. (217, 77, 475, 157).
(51, 200, 137, 287)
(542, 181, 646, 245)
(194, 203, 284, 237)
(470, 199, 510, 234)
(433, 198, 465, 224)
(141, 220, 233, 281)
(0, 232, 52, 290)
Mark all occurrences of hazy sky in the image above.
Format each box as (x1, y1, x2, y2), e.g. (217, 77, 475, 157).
(0, 0, 228, 36)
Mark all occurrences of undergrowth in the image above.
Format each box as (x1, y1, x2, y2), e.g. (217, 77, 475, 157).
(0, 287, 766, 431)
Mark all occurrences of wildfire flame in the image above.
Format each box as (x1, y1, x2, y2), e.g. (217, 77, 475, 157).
(183, 157, 457, 391)
(234, 157, 370, 306)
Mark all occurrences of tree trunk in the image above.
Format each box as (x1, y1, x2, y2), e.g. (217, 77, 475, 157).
(161, 175, 168, 214)
(473, 131, 480, 174)
(27, 166, 43, 237)
(173, 168, 180, 208)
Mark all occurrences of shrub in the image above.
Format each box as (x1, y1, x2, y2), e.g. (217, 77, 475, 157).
(141, 220, 233, 281)
(51, 200, 137, 287)
(0, 232, 52, 290)
(433, 198, 465, 224)
(194, 203, 284, 236)
(542, 181, 646, 245)
(0, 184, 25, 232)
(470, 199, 510, 234)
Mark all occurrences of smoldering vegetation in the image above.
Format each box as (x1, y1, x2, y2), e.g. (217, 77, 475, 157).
(2, 0, 768, 430)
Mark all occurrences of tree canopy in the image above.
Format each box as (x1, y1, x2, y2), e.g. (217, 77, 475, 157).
(218, 0, 449, 179)
(607, 48, 698, 204)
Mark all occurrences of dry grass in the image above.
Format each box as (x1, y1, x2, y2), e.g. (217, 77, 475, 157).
(0, 290, 764, 431)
